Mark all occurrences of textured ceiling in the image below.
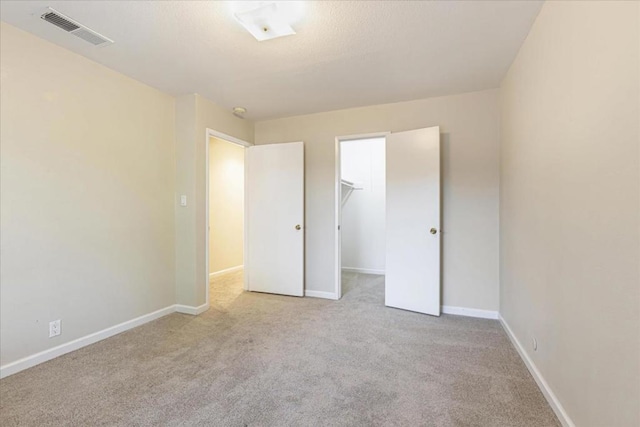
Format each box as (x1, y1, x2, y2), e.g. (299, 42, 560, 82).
(0, 1, 542, 120)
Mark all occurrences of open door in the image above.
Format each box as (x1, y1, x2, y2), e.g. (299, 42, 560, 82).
(385, 127, 441, 315)
(246, 142, 304, 296)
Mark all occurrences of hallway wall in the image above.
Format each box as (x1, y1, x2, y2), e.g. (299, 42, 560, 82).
(209, 137, 244, 273)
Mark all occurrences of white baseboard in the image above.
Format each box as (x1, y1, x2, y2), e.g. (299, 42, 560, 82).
(0, 305, 175, 379)
(499, 315, 574, 427)
(341, 267, 385, 275)
(305, 290, 339, 300)
(175, 302, 210, 315)
(209, 265, 243, 278)
(0, 301, 214, 379)
(441, 305, 499, 319)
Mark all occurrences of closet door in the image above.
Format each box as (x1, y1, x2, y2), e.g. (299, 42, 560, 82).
(246, 142, 304, 296)
(385, 127, 441, 316)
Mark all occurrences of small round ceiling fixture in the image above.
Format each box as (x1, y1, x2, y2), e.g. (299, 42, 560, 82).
(233, 106, 247, 119)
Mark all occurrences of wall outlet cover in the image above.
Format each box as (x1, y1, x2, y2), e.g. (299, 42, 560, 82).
(49, 320, 61, 338)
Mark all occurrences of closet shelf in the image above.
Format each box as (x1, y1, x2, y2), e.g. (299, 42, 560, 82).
(341, 179, 363, 190)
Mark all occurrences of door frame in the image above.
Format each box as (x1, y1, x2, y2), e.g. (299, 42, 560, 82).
(205, 128, 253, 305)
(334, 131, 390, 299)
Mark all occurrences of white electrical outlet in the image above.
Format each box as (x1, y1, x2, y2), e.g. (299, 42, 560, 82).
(49, 320, 61, 338)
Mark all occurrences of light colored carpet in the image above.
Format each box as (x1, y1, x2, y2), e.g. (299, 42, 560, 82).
(210, 268, 245, 309)
(0, 272, 559, 426)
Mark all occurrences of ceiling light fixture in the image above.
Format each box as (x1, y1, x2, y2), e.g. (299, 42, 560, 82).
(230, 1, 305, 42)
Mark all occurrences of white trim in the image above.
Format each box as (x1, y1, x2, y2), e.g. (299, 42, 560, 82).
(334, 137, 342, 300)
(205, 129, 210, 305)
(243, 144, 250, 291)
(335, 131, 392, 141)
(0, 305, 175, 379)
(0, 301, 216, 379)
(334, 131, 390, 301)
(341, 267, 385, 275)
(209, 265, 244, 278)
(305, 290, 339, 300)
(500, 315, 575, 427)
(441, 305, 499, 319)
(175, 303, 210, 316)
(206, 128, 253, 148)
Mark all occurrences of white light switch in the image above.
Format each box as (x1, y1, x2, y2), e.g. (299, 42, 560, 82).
(180, 195, 187, 207)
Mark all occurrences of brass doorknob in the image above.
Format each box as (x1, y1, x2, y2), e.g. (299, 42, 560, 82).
(430, 228, 438, 235)
(295, 224, 302, 230)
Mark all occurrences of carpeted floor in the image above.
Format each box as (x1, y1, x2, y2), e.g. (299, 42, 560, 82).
(210, 268, 245, 309)
(0, 272, 559, 426)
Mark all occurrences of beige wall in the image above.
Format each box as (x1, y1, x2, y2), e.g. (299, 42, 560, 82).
(174, 95, 253, 307)
(500, 2, 640, 426)
(255, 89, 500, 310)
(0, 22, 252, 368)
(209, 137, 244, 273)
(0, 23, 176, 365)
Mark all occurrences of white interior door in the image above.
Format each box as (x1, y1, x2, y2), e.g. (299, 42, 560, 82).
(246, 142, 304, 296)
(385, 127, 441, 315)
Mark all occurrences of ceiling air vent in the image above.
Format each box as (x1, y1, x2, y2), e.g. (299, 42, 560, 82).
(40, 8, 113, 46)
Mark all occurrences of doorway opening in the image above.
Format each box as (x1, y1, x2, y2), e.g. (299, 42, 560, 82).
(335, 127, 442, 315)
(205, 131, 305, 303)
(206, 131, 250, 309)
(336, 135, 387, 299)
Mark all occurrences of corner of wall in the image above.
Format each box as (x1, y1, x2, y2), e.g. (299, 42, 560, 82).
(174, 94, 198, 307)
(195, 94, 255, 144)
(174, 94, 255, 310)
